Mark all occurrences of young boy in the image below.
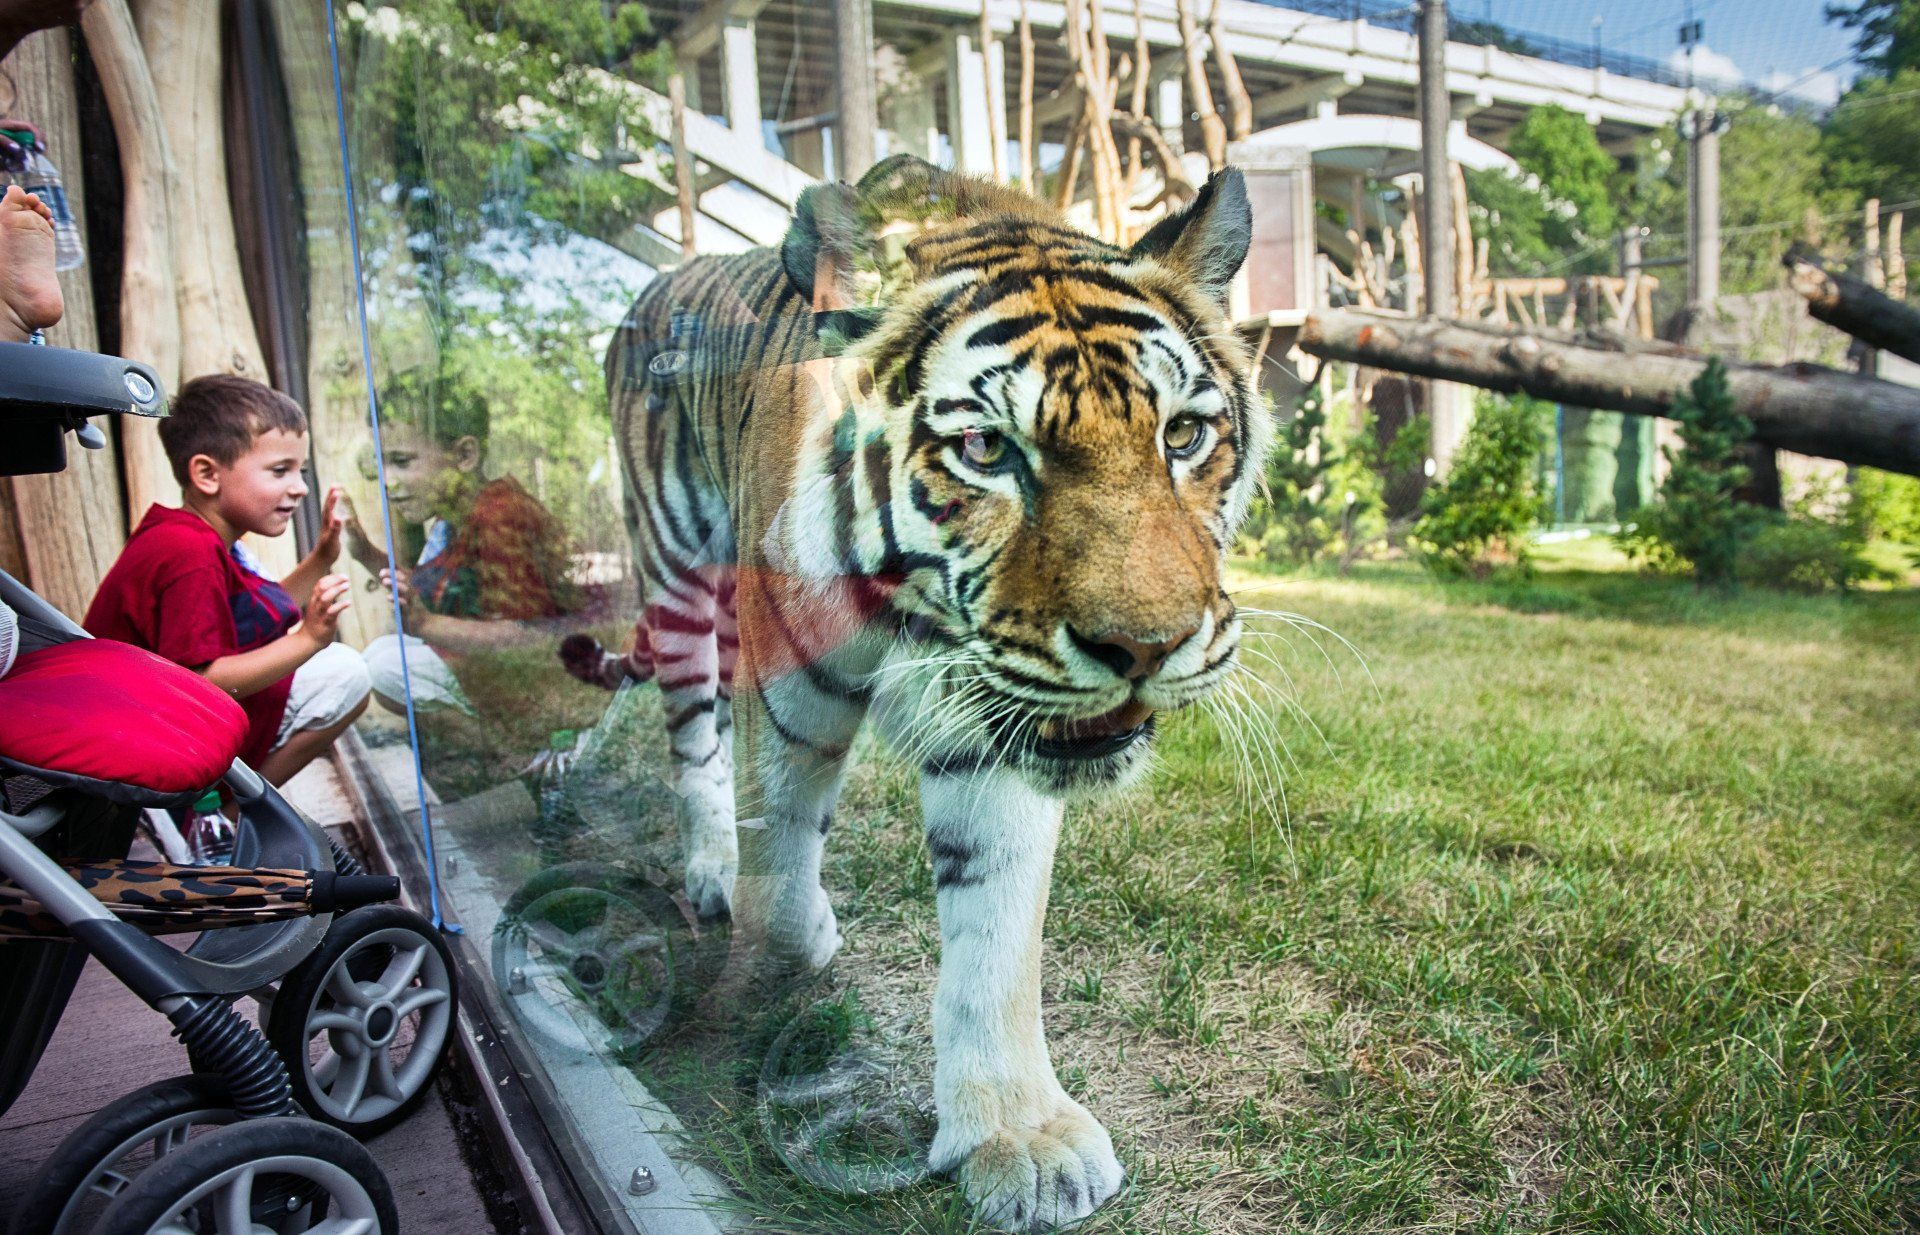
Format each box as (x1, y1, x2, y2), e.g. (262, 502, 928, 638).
(84, 375, 372, 786)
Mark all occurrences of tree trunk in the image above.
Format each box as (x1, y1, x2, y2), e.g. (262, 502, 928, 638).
(0, 28, 126, 619)
(80, 0, 181, 522)
(1299, 308, 1920, 478)
(131, 0, 266, 383)
(1787, 250, 1920, 369)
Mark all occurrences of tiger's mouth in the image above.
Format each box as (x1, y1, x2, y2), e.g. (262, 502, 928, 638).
(1033, 700, 1155, 760)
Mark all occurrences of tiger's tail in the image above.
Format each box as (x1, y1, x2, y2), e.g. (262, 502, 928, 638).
(559, 621, 655, 691)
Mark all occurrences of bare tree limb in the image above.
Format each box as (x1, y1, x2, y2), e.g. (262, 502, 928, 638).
(1299, 308, 1920, 477)
(1207, 0, 1250, 142)
(1173, 0, 1224, 171)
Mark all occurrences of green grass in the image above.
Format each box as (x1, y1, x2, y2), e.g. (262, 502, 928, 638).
(417, 556, 1920, 1232)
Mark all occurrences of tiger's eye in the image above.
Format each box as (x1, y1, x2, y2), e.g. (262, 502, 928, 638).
(962, 429, 1007, 469)
(1164, 415, 1203, 456)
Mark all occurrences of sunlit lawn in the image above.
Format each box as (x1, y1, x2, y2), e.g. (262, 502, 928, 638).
(420, 545, 1920, 1232)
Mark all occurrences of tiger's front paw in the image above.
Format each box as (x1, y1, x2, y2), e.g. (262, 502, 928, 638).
(939, 1100, 1125, 1232)
(684, 849, 735, 920)
(768, 884, 840, 972)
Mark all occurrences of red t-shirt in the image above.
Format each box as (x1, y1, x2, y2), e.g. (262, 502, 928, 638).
(83, 505, 300, 769)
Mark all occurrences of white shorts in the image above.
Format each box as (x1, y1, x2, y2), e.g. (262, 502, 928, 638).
(273, 641, 373, 746)
(362, 633, 475, 716)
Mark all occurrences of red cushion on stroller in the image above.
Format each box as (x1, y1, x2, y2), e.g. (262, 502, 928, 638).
(0, 639, 248, 800)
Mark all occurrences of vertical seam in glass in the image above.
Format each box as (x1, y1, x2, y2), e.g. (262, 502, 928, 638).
(323, 1, 459, 934)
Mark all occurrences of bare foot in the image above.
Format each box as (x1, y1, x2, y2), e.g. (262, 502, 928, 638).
(0, 183, 63, 343)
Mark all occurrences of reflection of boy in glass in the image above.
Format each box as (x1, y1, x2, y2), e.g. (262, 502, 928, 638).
(342, 367, 596, 709)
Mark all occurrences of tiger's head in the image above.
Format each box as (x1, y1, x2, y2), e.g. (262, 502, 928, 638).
(784, 156, 1270, 795)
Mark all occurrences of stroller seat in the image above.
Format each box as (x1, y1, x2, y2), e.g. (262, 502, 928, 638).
(0, 639, 248, 807)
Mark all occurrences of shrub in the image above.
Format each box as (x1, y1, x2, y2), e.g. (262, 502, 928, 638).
(1739, 480, 1883, 593)
(1412, 392, 1549, 576)
(1857, 467, 1920, 547)
(1616, 358, 1755, 587)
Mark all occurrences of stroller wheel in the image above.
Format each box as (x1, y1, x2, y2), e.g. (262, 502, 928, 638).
(492, 862, 710, 1058)
(265, 905, 457, 1137)
(10, 1075, 237, 1235)
(93, 1116, 395, 1235)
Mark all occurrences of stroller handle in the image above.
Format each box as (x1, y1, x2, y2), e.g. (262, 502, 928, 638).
(0, 342, 166, 477)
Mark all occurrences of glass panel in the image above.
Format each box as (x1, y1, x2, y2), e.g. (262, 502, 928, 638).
(291, 1, 1303, 1230)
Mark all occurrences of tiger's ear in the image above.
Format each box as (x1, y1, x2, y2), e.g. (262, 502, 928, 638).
(1128, 168, 1251, 307)
(783, 155, 944, 311)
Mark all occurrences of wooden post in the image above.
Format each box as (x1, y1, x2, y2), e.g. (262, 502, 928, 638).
(669, 71, 697, 260)
(1126, 0, 1149, 189)
(1864, 198, 1884, 289)
(1889, 212, 1908, 300)
(833, 0, 877, 179)
(79, 0, 180, 523)
(0, 28, 126, 619)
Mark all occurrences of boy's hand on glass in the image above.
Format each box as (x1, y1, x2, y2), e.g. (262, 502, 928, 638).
(308, 485, 347, 568)
(300, 573, 352, 647)
(379, 566, 417, 623)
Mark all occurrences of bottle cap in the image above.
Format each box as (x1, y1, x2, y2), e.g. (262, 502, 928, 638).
(192, 790, 223, 814)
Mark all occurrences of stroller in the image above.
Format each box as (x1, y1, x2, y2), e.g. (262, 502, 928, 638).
(0, 342, 456, 1235)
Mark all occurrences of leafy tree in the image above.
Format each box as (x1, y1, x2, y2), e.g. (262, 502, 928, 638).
(1465, 105, 1620, 277)
(1413, 393, 1548, 577)
(1828, 0, 1920, 76)
(1821, 68, 1920, 207)
(1617, 359, 1755, 587)
(1624, 101, 1854, 294)
(344, 0, 671, 311)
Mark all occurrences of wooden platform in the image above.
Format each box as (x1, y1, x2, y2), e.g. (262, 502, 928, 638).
(0, 760, 520, 1234)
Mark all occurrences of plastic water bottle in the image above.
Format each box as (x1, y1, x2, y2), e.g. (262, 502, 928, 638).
(1, 129, 84, 271)
(184, 790, 235, 865)
(529, 729, 581, 861)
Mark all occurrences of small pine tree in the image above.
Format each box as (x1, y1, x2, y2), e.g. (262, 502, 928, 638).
(1617, 358, 1754, 587)
(1413, 393, 1548, 576)
(1259, 384, 1340, 565)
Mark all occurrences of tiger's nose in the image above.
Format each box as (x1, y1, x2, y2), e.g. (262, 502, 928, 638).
(1067, 624, 1199, 681)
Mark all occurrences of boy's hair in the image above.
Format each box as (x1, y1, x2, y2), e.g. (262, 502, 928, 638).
(158, 375, 308, 485)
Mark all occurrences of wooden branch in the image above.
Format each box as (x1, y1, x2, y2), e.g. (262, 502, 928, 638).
(80, 0, 180, 520)
(1107, 111, 1193, 205)
(1889, 212, 1907, 300)
(1126, 0, 1149, 188)
(1173, 0, 1224, 171)
(1207, 0, 1250, 142)
(1299, 308, 1920, 478)
(1018, 0, 1035, 192)
(1787, 249, 1920, 368)
(981, 0, 1005, 182)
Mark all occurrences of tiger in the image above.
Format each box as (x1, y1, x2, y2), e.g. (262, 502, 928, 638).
(601, 154, 1267, 1231)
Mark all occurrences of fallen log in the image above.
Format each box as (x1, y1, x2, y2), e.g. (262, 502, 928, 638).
(1786, 249, 1920, 368)
(1298, 308, 1920, 479)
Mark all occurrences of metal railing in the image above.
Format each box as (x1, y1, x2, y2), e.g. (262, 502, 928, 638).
(1255, 0, 1751, 97)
